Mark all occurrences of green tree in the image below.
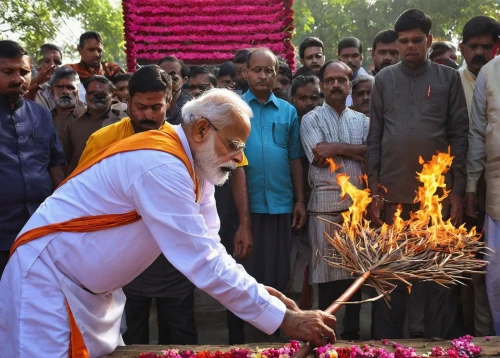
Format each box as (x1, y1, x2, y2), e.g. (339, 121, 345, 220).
(0, 0, 125, 66)
(293, 0, 500, 68)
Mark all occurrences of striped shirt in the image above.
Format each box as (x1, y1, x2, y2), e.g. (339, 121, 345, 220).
(300, 103, 369, 213)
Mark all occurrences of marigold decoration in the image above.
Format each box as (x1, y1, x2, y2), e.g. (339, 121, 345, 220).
(139, 337, 483, 358)
(122, 0, 296, 71)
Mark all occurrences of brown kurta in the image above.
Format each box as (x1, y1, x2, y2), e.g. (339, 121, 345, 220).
(367, 60, 469, 203)
(51, 103, 86, 143)
(60, 107, 127, 174)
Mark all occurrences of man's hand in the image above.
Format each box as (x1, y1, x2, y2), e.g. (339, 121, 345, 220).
(292, 201, 307, 229)
(265, 286, 299, 312)
(313, 142, 338, 159)
(312, 153, 329, 168)
(280, 309, 336, 347)
(449, 194, 463, 226)
(368, 196, 384, 227)
(233, 224, 253, 260)
(33, 65, 56, 87)
(463, 192, 478, 219)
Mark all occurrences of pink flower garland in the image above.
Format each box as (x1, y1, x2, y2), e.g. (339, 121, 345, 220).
(139, 337, 484, 358)
(122, 0, 296, 71)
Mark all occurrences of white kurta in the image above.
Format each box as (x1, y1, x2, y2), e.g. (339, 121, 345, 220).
(0, 126, 286, 357)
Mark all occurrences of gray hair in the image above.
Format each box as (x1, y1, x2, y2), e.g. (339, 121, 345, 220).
(352, 74, 374, 92)
(48, 67, 80, 89)
(182, 88, 252, 129)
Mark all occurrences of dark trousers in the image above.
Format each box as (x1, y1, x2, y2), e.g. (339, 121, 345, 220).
(226, 213, 293, 344)
(123, 293, 198, 345)
(0, 250, 9, 279)
(372, 202, 458, 339)
(318, 280, 361, 340)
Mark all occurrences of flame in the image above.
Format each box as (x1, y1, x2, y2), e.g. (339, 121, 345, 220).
(326, 158, 342, 173)
(334, 148, 479, 252)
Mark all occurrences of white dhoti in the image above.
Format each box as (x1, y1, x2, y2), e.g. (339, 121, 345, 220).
(0, 126, 286, 357)
(485, 213, 500, 334)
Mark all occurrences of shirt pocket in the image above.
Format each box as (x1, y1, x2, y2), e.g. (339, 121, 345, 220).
(272, 122, 289, 148)
(33, 136, 50, 162)
(419, 85, 448, 118)
(349, 128, 363, 145)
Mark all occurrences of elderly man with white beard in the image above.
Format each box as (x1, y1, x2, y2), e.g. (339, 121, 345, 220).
(48, 67, 86, 141)
(0, 87, 337, 358)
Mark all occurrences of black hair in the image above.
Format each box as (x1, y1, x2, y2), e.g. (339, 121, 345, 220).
(299, 37, 324, 59)
(129, 65, 172, 101)
(48, 67, 79, 87)
(39, 43, 62, 62)
(394, 9, 432, 35)
(189, 66, 217, 87)
(112, 73, 132, 85)
(318, 60, 352, 82)
(246, 48, 279, 71)
(83, 75, 114, 91)
(158, 55, 190, 78)
(233, 49, 252, 64)
(372, 30, 398, 51)
(338, 37, 362, 56)
(429, 41, 456, 60)
(0, 40, 29, 59)
(218, 61, 234, 79)
(278, 63, 292, 82)
(79, 31, 103, 48)
(290, 75, 319, 97)
(462, 16, 500, 44)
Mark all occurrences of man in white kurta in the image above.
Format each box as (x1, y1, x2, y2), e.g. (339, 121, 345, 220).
(0, 88, 336, 357)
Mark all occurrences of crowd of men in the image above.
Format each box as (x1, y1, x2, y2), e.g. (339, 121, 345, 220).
(0, 7, 499, 347)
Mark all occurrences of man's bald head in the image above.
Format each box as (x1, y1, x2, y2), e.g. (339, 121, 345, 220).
(318, 60, 353, 81)
(246, 48, 279, 72)
(245, 48, 279, 99)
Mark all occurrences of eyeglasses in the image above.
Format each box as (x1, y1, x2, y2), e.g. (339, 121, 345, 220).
(191, 114, 245, 155)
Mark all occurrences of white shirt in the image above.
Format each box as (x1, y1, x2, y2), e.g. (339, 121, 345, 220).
(0, 125, 286, 358)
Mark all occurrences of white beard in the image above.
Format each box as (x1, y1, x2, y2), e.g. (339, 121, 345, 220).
(193, 132, 237, 186)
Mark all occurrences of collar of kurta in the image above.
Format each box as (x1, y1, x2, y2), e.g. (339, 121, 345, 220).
(85, 107, 111, 120)
(399, 59, 431, 76)
(463, 67, 477, 81)
(243, 89, 279, 108)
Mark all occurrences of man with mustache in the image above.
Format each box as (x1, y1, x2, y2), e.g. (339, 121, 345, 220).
(65, 31, 123, 105)
(367, 9, 469, 339)
(293, 37, 325, 79)
(369, 30, 399, 76)
(225, 48, 307, 344)
(0, 40, 66, 276)
(290, 75, 322, 119)
(460, 15, 500, 338)
(24, 43, 63, 109)
(351, 75, 374, 117)
(0, 85, 337, 357)
(60, 75, 127, 175)
(48, 67, 86, 141)
(80, 65, 200, 346)
(300, 60, 368, 340)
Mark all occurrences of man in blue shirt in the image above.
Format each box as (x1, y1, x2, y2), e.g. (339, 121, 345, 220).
(0, 41, 66, 276)
(227, 48, 306, 344)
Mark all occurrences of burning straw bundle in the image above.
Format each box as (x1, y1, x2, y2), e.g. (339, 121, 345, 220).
(294, 150, 487, 358)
